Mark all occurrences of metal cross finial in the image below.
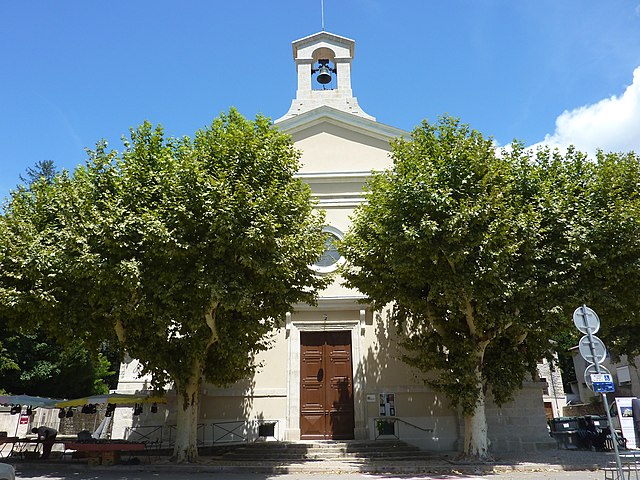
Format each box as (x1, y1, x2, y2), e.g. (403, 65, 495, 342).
(321, 0, 325, 30)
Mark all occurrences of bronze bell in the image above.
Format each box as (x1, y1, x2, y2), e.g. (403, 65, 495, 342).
(317, 65, 332, 84)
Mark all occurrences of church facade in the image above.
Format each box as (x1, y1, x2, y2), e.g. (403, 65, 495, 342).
(113, 31, 558, 452)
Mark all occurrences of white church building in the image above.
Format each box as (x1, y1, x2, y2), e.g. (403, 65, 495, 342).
(112, 30, 559, 452)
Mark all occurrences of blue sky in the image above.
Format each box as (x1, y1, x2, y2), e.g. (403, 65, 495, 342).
(2, 1, 640, 200)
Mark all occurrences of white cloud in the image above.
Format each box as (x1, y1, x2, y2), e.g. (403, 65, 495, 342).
(532, 66, 640, 156)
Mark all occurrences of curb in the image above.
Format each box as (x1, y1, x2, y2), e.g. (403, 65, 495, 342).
(10, 459, 605, 476)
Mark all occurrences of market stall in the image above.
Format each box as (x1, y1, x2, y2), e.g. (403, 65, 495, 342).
(0, 392, 164, 463)
(0, 394, 63, 450)
(63, 440, 145, 465)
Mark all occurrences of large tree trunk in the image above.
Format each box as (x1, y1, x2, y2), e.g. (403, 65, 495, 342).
(171, 307, 218, 463)
(462, 384, 489, 459)
(172, 363, 202, 463)
(462, 348, 491, 460)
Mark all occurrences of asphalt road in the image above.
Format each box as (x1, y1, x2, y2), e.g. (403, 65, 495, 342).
(13, 468, 606, 480)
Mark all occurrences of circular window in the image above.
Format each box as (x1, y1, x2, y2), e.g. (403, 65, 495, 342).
(311, 226, 345, 274)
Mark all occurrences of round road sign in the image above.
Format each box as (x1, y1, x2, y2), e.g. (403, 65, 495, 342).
(578, 335, 607, 364)
(573, 306, 600, 335)
(584, 363, 611, 390)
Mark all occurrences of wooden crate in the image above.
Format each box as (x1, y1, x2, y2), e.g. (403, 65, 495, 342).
(100, 450, 120, 466)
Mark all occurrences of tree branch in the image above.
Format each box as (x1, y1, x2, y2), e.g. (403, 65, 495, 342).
(441, 249, 456, 273)
(501, 322, 527, 344)
(426, 303, 448, 339)
(514, 331, 528, 344)
(204, 302, 219, 349)
(465, 299, 477, 337)
(114, 318, 126, 343)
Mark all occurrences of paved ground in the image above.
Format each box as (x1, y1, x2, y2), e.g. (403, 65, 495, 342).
(10, 469, 606, 480)
(4, 446, 630, 479)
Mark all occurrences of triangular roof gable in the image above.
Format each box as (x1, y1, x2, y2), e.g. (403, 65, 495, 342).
(276, 106, 410, 175)
(291, 31, 355, 59)
(276, 105, 410, 143)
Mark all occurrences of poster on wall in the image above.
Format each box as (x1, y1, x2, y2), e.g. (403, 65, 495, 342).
(379, 393, 396, 417)
(615, 397, 638, 449)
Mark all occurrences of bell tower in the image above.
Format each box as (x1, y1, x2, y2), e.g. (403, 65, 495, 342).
(276, 31, 374, 122)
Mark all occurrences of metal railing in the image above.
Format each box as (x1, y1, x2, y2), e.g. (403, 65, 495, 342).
(374, 417, 433, 440)
(168, 423, 206, 446)
(125, 419, 280, 447)
(124, 424, 164, 444)
(212, 419, 279, 444)
(213, 420, 249, 444)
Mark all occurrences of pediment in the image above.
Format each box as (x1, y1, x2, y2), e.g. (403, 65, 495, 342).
(276, 106, 409, 174)
(277, 105, 408, 142)
(291, 31, 355, 60)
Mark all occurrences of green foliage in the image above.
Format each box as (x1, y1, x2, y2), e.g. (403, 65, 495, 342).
(565, 150, 640, 357)
(342, 117, 557, 412)
(343, 116, 640, 417)
(528, 147, 640, 358)
(18, 159, 58, 187)
(550, 330, 579, 388)
(0, 109, 327, 399)
(93, 353, 115, 394)
(0, 319, 116, 397)
(0, 332, 20, 381)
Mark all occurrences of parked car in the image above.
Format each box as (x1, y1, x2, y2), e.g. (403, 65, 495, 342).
(0, 463, 14, 480)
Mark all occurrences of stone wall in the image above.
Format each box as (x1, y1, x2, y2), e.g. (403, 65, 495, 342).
(57, 405, 109, 436)
(485, 381, 556, 452)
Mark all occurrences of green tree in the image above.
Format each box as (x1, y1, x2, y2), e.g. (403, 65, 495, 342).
(18, 159, 58, 186)
(561, 150, 640, 357)
(0, 319, 115, 398)
(0, 109, 327, 462)
(0, 159, 118, 399)
(0, 326, 20, 396)
(342, 117, 640, 458)
(0, 160, 118, 398)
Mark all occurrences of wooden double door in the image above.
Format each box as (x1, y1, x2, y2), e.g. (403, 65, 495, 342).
(300, 331, 355, 440)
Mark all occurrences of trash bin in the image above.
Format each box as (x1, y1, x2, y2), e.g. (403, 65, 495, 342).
(586, 415, 609, 429)
(586, 415, 620, 451)
(550, 416, 579, 432)
(258, 422, 275, 438)
(549, 417, 580, 449)
(574, 415, 614, 451)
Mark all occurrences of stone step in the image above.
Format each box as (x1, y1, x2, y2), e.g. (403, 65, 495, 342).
(222, 451, 430, 461)
(223, 448, 423, 456)
(215, 440, 425, 461)
(227, 440, 418, 450)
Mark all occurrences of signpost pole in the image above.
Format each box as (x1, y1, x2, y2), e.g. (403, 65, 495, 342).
(580, 305, 624, 480)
